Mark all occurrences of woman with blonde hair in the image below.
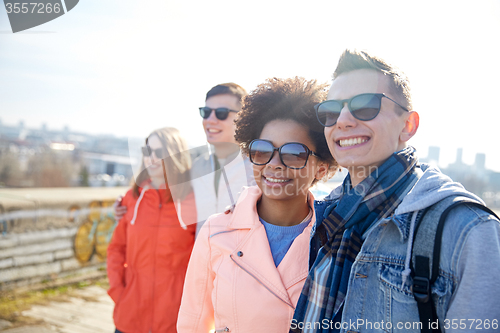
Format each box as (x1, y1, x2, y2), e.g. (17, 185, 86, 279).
(108, 127, 196, 333)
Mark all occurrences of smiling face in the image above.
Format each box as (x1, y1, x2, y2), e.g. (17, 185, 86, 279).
(143, 134, 165, 184)
(324, 69, 415, 185)
(202, 94, 240, 145)
(253, 119, 327, 204)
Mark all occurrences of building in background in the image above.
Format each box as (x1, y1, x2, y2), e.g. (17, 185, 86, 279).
(0, 119, 136, 188)
(326, 146, 500, 209)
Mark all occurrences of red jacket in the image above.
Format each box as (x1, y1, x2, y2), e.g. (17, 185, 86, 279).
(107, 183, 196, 333)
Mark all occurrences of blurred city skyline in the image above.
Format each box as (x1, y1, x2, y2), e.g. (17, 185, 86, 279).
(0, 117, 494, 173)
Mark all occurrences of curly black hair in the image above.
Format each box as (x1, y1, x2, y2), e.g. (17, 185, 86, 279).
(234, 77, 338, 181)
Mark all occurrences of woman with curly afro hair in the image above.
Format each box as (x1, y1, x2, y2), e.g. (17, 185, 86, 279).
(178, 77, 338, 333)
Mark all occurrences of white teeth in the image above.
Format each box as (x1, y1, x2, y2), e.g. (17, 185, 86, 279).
(265, 177, 289, 183)
(208, 129, 220, 133)
(339, 137, 368, 147)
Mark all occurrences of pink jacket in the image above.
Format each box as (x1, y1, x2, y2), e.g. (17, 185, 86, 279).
(177, 186, 315, 333)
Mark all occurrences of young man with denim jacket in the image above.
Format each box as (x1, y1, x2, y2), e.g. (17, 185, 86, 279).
(291, 49, 500, 332)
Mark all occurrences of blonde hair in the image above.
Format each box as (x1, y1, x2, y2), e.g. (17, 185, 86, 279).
(133, 127, 192, 201)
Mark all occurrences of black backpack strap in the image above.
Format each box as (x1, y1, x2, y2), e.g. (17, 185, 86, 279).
(411, 196, 499, 333)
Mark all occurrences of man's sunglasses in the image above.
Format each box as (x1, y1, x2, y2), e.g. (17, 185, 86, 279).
(248, 139, 321, 170)
(142, 146, 165, 159)
(314, 93, 409, 127)
(199, 107, 238, 120)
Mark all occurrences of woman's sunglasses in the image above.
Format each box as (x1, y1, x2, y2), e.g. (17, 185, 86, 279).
(249, 139, 321, 170)
(199, 107, 238, 120)
(142, 146, 165, 159)
(314, 93, 409, 127)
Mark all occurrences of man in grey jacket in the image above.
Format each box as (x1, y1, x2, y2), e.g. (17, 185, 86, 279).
(291, 49, 500, 332)
(192, 83, 254, 234)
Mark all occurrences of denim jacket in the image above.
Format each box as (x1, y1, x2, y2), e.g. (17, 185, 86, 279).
(310, 165, 500, 332)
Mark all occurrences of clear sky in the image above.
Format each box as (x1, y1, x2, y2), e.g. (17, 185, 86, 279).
(1, 0, 499, 171)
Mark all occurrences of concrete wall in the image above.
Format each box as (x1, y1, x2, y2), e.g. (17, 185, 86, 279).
(0, 187, 129, 291)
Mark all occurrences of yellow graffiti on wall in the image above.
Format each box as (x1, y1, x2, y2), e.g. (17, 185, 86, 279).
(73, 200, 117, 264)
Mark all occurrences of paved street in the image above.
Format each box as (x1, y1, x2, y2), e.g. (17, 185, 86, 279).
(1, 286, 114, 333)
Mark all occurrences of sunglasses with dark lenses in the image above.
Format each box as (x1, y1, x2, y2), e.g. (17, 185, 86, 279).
(142, 146, 165, 159)
(199, 107, 238, 120)
(314, 93, 409, 127)
(249, 139, 321, 170)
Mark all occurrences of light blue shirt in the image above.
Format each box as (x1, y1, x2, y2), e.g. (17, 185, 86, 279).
(260, 216, 311, 267)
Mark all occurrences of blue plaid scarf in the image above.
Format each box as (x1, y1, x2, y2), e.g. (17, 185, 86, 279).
(291, 147, 419, 332)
